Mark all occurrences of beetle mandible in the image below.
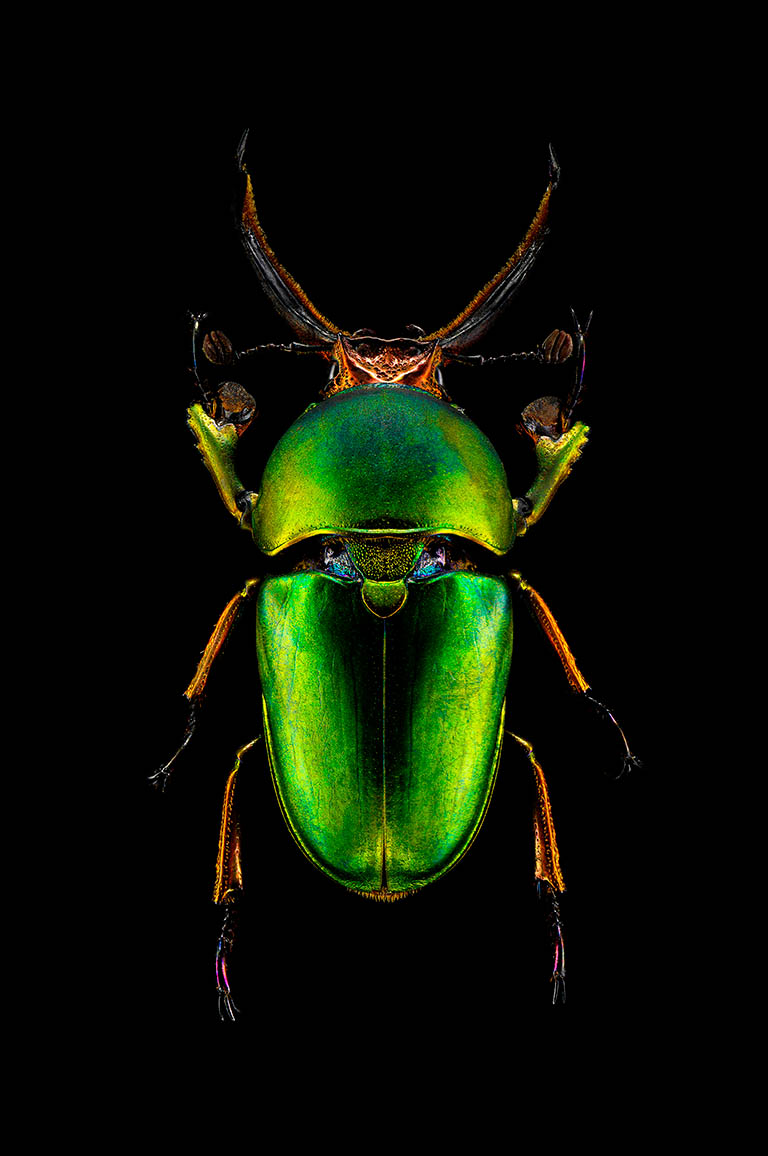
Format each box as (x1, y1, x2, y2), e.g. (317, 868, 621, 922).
(153, 132, 639, 1020)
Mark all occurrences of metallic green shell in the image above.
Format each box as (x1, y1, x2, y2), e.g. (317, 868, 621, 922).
(251, 386, 517, 556)
(256, 570, 513, 895)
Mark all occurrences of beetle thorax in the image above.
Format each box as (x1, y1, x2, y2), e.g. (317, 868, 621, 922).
(326, 334, 444, 397)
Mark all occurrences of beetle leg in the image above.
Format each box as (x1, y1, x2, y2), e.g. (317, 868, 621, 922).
(582, 692, 642, 779)
(505, 731, 565, 893)
(509, 571, 641, 778)
(216, 901, 240, 1023)
(516, 421, 590, 531)
(539, 883, 567, 1006)
(150, 579, 261, 791)
(214, 738, 261, 905)
(560, 309, 593, 431)
(506, 730, 566, 1003)
(149, 701, 201, 792)
(214, 736, 262, 1022)
(187, 399, 257, 524)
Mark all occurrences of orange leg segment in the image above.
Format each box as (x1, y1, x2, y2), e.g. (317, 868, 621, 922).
(505, 730, 565, 893)
(506, 729, 566, 1003)
(213, 736, 261, 904)
(150, 578, 261, 791)
(214, 736, 261, 1022)
(508, 570, 640, 778)
(185, 578, 262, 702)
(508, 570, 589, 692)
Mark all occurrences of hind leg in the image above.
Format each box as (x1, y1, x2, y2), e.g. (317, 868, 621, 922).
(213, 736, 261, 1022)
(506, 730, 566, 1005)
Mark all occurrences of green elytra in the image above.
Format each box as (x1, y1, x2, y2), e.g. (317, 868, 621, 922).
(189, 375, 587, 898)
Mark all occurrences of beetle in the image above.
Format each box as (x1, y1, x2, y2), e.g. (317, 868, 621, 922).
(153, 132, 639, 1020)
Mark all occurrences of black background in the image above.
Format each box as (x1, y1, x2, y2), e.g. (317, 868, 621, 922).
(100, 109, 681, 1044)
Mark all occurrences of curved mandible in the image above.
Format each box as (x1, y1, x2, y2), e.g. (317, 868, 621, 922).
(237, 130, 343, 347)
(425, 145, 560, 355)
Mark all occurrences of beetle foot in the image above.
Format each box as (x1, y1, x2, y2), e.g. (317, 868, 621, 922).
(217, 983, 239, 1023)
(149, 749, 183, 792)
(538, 882, 566, 1005)
(148, 763, 172, 792)
(215, 903, 240, 1022)
(618, 751, 644, 779)
(583, 691, 642, 779)
(149, 704, 199, 792)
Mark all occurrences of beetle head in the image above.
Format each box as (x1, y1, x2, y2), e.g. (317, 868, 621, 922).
(325, 334, 445, 398)
(237, 135, 559, 395)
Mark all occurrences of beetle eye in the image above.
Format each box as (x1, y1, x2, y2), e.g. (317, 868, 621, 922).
(410, 540, 448, 580)
(321, 541, 358, 580)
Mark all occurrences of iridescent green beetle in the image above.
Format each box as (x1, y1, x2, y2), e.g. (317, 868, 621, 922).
(154, 134, 638, 1019)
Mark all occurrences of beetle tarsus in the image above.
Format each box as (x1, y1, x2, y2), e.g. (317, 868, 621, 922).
(149, 703, 199, 792)
(539, 882, 566, 1005)
(148, 764, 171, 792)
(620, 751, 644, 778)
(218, 988, 239, 1023)
(583, 691, 641, 779)
(215, 903, 240, 1022)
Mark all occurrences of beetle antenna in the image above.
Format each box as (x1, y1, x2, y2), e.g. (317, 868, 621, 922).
(234, 340, 330, 360)
(561, 309, 593, 429)
(189, 311, 213, 405)
(449, 327, 574, 370)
